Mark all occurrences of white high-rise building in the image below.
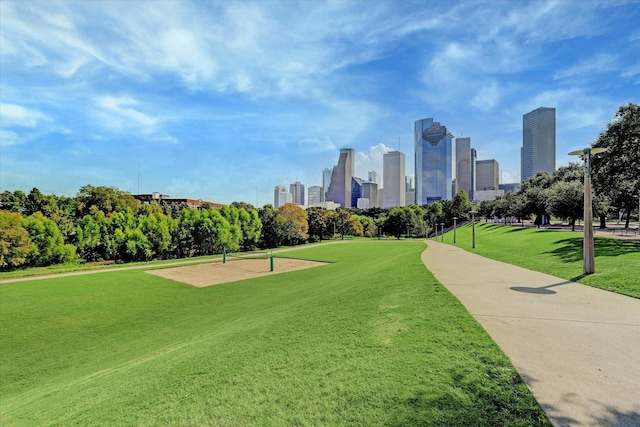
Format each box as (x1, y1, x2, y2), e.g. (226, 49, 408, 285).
(383, 150, 406, 208)
(368, 170, 381, 186)
(273, 185, 292, 208)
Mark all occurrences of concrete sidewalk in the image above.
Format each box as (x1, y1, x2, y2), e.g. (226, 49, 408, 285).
(421, 240, 640, 427)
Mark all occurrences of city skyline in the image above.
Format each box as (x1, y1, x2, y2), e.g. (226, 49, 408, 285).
(1, 1, 638, 205)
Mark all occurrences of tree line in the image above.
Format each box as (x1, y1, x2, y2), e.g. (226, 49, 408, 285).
(0, 183, 472, 270)
(1, 103, 637, 270)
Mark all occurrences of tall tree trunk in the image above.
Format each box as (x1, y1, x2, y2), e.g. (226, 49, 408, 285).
(570, 218, 576, 232)
(625, 208, 631, 229)
(599, 214, 607, 229)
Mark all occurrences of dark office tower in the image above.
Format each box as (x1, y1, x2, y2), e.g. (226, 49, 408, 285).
(522, 107, 556, 182)
(326, 148, 355, 208)
(289, 181, 305, 205)
(470, 148, 477, 201)
(415, 118, 453, 204)
(455, 137, 472, 198)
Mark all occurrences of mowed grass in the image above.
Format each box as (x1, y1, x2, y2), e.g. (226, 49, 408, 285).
(0, 240, 549, 426)
(444, 223, 640, 298)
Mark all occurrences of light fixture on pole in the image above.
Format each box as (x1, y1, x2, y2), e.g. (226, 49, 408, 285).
(568, 147, 607, 275)
(469, 210, 476, 248)
(453, 217, 458, 244)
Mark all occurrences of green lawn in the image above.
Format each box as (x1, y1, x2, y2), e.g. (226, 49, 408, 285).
(0, 240, 549, 426)
(442, 223, 640, 298)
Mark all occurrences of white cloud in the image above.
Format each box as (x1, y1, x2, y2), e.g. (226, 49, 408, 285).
(355, 143, 393, 179)
(298, 137, 336, 154)
(470, 82, 502, 110)
(554, 54, 618, 80)
(0, 103, 51, 127)
(0, 130, 20, 147)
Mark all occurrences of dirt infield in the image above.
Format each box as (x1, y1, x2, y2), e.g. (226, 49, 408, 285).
(145, 258, 329, 287)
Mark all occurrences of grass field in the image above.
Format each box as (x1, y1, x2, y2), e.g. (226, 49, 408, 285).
(0, 240, 549, 426)
(442, 223, 640, 298)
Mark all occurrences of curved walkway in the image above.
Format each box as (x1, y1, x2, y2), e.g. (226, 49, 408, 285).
(422, 240, 640, 427)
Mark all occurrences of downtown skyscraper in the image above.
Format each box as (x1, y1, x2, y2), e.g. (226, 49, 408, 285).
(415, 118, 453, 204)
(383, 150, 406, 208)
(326, 148, 355, 208)
(455, 137, 472, 199)
(521, 107, 556, 182)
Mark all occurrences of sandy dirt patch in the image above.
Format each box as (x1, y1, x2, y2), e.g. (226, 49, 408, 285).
(145, 258, 328, 287)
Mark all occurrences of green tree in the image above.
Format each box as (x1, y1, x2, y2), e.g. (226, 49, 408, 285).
(258, 204, 283, 249)
(332, 208, 353, 240)
(76, 213, 104, 261)
(477, 200, 496, 222)
(519, 172, 553, 227)
(549, 180, 584, 231)
(138, 204, 175, 258)
(238, 207, 262, 251)
(447, 190, 472, 222)
(424, 201, 444, 235)
(355, 215, 375, 237)
(592, 103, 640, 228)
(21, 212, 77, 267)
(23, 188, 58, 217)
(0, 211, 33, 269)
(383, 207, 414, 239)
(306, 207, 331, 242)
(277, 204, 308, 246)
(75, 185, 139, 217)
(0, 190, 26, 212)
(197, 208, 232, 254)
(173, 208, 199, 257)
(219, 205, 241, 252)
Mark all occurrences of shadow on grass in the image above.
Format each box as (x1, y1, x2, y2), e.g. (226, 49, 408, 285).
(543, 237, 640, 263)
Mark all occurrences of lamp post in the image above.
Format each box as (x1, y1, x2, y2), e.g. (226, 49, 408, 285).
(568, 147, 607, 275)
(440, 223, 444, 241)
(470, 210, 476, 248)
(453, 217, 458, 244)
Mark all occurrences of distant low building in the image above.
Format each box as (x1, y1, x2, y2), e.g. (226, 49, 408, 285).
(312, 201, 340, 210)
(133, 192, 224, 209)
(474, 189, 505, 203)
(499, 183, 521, 194)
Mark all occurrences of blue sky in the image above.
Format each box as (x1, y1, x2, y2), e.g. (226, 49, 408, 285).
(1, 0, 639, 206)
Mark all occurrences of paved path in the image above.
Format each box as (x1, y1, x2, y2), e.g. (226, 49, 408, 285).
(422, 240, 640, 427)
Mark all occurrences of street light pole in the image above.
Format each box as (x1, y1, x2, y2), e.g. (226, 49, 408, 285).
(440, 223, 444, 242)
(453, 216, 458, 244)
(470, 211, 476, 248)
(568, 147, 607, 275)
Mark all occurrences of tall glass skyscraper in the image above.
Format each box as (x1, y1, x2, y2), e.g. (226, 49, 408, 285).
(415, 118, 453, 204)
(521, 107, 556, 182)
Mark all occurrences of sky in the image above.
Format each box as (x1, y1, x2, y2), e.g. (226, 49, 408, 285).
(1, 0, 639, 206)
